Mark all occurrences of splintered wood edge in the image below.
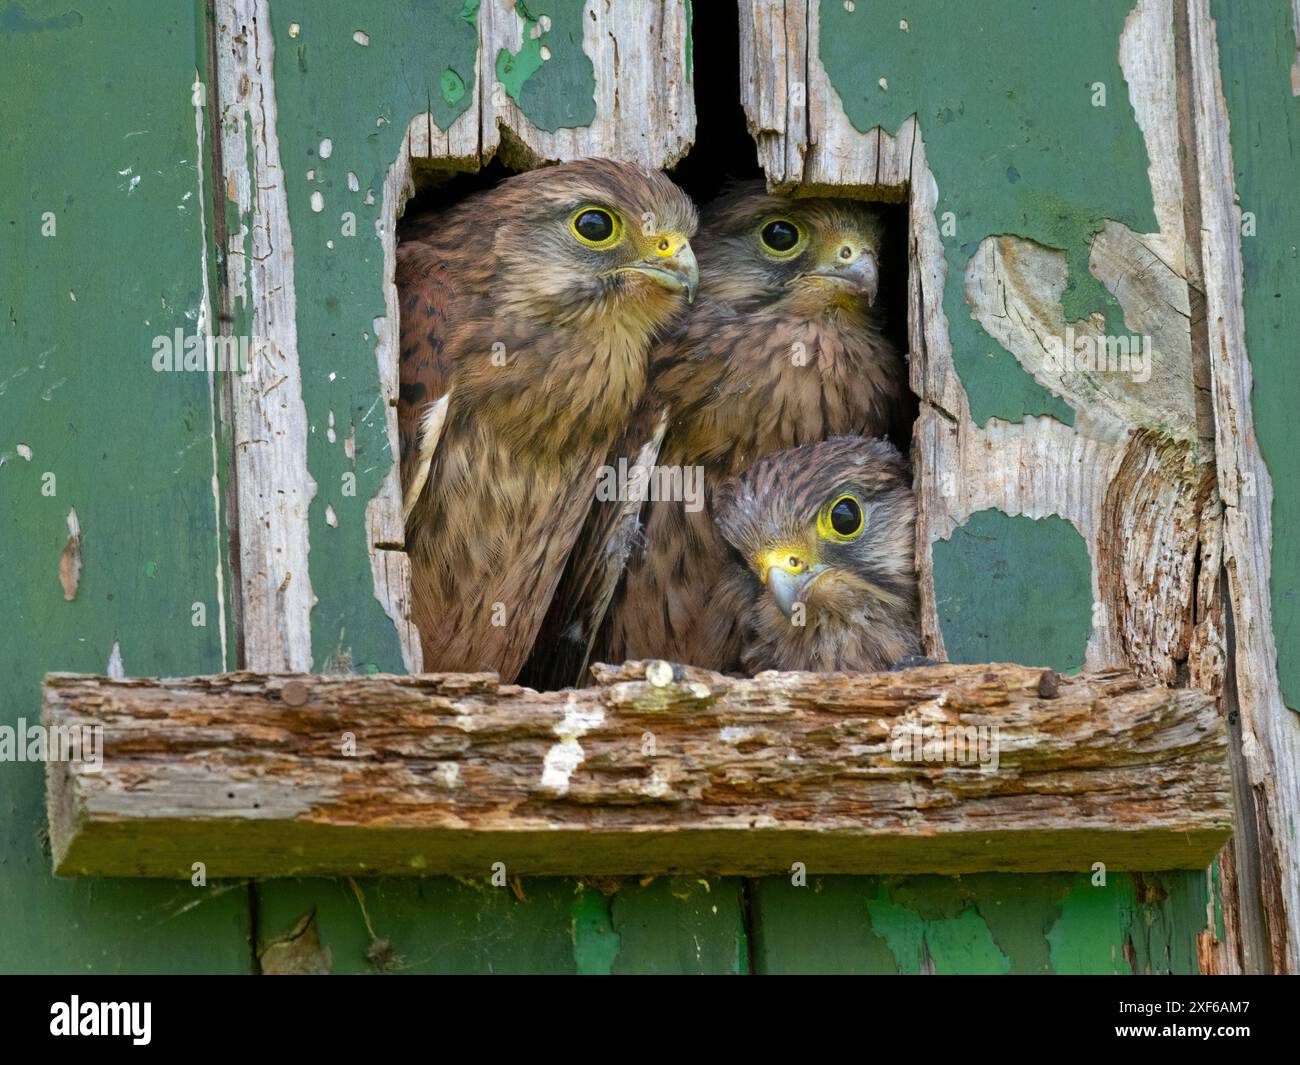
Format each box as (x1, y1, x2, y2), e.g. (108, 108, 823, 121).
(41, 663, 1231, 878)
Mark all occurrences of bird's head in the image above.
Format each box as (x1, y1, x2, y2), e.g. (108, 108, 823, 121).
(490, 158, 699, 329)
(697, 183, 885, 317)
(714, 436, 916, 629)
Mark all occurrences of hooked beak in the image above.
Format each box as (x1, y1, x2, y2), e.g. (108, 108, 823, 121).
(617, 239, 700, 303)
(803, 249, 879, 306)
(765, 562, 831, 619)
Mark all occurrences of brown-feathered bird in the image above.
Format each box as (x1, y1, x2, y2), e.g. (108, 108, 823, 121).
(595, 184, 910, 673)
(713, 435, 921, 673)
(397, 159, 698, 681)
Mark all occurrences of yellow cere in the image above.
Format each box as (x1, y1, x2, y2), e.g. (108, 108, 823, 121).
(757, 546, 814, 584)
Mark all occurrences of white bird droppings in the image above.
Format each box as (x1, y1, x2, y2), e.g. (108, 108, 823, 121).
(310, 191, 324, 213)
(318, 138, 333, 159)
(645, 660, 674, 687)
(353, 31, 369, 46)
(540, 698, 605, 794)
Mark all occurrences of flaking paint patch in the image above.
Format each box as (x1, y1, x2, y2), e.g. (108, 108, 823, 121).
(59, 507, 81, 601)
(571, 886, 621, 974)
(105, 642, 124, 679)
(494, 0, 596, 132)
(819, 0, 1156, 425)
(540, 696, 604, 794)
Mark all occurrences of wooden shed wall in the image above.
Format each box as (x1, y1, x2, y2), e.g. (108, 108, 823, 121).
(1, 0, 1294, 973)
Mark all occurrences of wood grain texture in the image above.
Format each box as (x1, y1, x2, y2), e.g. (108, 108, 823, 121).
(1188, 0, 1300, 973)
(44, 663, 1230, 879)
(215, 0, 317, 672)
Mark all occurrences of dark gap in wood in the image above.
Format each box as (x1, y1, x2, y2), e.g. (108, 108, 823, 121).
(205, 0, 246, 675)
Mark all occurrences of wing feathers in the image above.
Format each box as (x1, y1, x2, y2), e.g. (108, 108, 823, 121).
(402, 390, 452, 521)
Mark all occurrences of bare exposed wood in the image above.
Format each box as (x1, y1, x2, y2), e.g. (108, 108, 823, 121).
(43, 664, 1229, 879)
(405, 1, 696, 179)
(1187, 0, 1300, 973)
(478, 0, 695, 171)
(216, 0, 317, 672)
(739, 0, 916, 197)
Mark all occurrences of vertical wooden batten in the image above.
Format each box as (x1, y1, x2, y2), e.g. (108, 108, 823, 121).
(215, 0, 317, 672)
(1186, 0, 1300, 973)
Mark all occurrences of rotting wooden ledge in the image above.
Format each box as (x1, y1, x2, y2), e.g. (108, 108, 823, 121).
(42, 662, 1232, 879)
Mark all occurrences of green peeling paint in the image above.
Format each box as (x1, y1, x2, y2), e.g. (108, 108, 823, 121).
(933, 509, 1092, 671)
(571, 885, 621, 975)
(0, 0, 1230, 976)
(255, 1, 483, 967)
(0, 0, 250, 972)
(253, 877, 744, 974)
(753, 874, 1208, 974)
(267, 3, 476, 675)
(819, 0, 1157, 425)
(684, 0, 693, 82)
(1213, 0, 1300, 713)
(866, 881, 1010, 974)
(494, 0, 597, 132)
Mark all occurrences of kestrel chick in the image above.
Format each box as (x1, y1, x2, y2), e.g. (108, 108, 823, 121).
(601, 184, 909, 672)
(398, 159, 698, 681)
(713, 436, 921, 674)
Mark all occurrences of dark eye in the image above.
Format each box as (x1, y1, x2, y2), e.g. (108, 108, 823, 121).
(760, 218, 802, 254)
(829, 496, 863, 538)
(571, 207, 617, 246)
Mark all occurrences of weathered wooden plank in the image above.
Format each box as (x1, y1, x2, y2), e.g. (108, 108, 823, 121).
(44, 664, 1230, 878)
(216, 0, 317, 673)
(1188, 0, 1300, 973)
(478, 0, 695, 170)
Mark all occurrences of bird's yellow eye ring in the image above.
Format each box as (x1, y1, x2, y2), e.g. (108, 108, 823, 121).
(570, 206, 623, 250)
(759, 217, 805, 258)
(818, 494, 865, 541)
